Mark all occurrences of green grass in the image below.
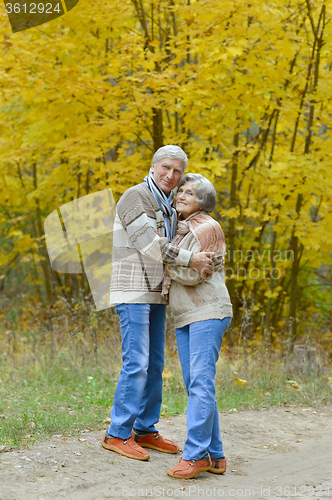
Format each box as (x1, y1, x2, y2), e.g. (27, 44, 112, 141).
(0, 352, 119, 449)
(214, 354, 332, 410)
(1, 348, 332, 450)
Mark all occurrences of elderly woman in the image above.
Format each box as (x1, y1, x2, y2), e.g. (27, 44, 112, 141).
(164, 173, 233, 479)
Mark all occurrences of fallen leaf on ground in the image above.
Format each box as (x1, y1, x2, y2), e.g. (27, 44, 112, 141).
(235, 378, 247, 387)
(78, 438, 86, 442)
(163, 369, 173, 380)
(286, 380, 301, 390)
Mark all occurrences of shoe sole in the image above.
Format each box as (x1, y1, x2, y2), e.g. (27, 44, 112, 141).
(167, 466, 210, 479)
(139, 443, 180, 454)
(208, 468, 226, 474)
(101, 438, 150, 461)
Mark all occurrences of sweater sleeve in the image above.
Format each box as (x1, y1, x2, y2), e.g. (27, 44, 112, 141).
(167, 235, 225, 286)
(117, 187, 192, 266)
(167, 236, 204, 286)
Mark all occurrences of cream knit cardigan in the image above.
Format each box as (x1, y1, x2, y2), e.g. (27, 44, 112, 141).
(167, 230, 233, 329)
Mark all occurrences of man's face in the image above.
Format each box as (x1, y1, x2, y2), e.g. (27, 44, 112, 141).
(151, 157, 185, 195)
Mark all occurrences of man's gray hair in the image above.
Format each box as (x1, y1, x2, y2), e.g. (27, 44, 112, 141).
(177, 173, 217, 213)
(152, 145, 188, 171)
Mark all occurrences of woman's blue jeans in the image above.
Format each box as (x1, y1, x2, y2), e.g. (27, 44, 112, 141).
(176, 317, 232, 460)
(108, 303, 166, 440)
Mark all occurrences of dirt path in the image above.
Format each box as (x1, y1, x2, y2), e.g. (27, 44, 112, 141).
(1, 405, 332, 500)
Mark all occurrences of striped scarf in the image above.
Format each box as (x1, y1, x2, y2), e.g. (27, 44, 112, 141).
(143, 169, 177, 241)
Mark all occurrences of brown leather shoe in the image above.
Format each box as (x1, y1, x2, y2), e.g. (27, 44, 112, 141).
(208, 458, 227, 474)
(167, 455, 211, 479)
(132, 431, 179, 454)
(101, 433, 150, 460)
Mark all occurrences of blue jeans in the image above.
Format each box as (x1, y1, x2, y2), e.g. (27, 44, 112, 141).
(108, 303, 166, 439)
(176, 317, 232, 460)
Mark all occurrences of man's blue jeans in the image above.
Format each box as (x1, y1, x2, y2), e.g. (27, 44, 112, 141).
(176, 317, 232, 460)
(108, 303, 166, 440)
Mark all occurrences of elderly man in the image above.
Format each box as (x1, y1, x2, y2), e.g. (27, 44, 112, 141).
(102, 145, 214, 461)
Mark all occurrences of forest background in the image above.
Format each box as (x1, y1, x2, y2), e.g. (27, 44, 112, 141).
(0, 0, 332, 447)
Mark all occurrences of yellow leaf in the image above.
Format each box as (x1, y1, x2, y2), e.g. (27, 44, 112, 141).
(163, 369, 173, 380)
(235, 377, 247, 387)
(227, 46, 243, 57)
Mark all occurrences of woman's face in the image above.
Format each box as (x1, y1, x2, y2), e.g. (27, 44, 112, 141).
(176, 181, 201, 218)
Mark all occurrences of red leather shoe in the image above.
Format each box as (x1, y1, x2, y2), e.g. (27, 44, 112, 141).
(167, 455, 211, 479)
(101, 433, 150, 460)
(208, 458, 227, 474)
(132, 431, 179, 454)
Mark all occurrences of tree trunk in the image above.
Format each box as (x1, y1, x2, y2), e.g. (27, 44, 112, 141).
(32, 162, 54, 305)
(152, 107, 164, 151)
(288, 4, 325, 337)
(227, 132, 239, 335)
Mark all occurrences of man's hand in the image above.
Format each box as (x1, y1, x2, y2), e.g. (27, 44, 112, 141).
(189, 252, 214, 279)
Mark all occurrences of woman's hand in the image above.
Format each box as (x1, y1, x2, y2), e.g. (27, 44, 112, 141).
(189, 252, 214, 278)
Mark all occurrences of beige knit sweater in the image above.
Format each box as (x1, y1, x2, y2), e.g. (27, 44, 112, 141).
(167, 230, 233, 329)
(109, 183, 192, 306)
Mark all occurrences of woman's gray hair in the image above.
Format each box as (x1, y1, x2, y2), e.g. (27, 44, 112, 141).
(177, 173, 217, 213)
(152, 145, 188, 171)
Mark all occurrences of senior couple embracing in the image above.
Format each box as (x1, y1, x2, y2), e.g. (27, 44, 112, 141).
(102, 145, 233, 479)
